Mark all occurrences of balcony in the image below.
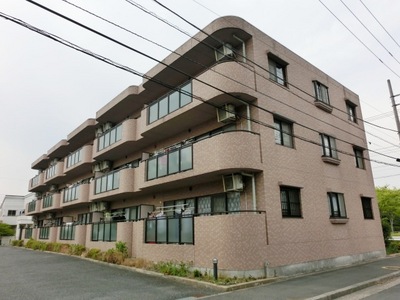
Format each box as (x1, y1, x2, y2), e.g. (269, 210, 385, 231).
(93, 119, 139, 161)
(141, 61, 256, 141)
(44, 161, 65, 185)
(25, 199, 42, 216)
(89, 168, 136, 202)
(64, 145, 93, 180)
(28, 172, 46, 192)
(60, 183, 90, 208)
(141, 130, 262, 191)
(41, 193, 61, 212)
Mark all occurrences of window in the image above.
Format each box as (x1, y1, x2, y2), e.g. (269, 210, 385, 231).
(354, 147, 365, 169)
(25, 228, 33, 239)
(28, 201, 36, 212)
(346, 101, 357, 123)
(280, 187, 302, 217)
(274, 118, 293, 147)
(361, 197, 373, 219)
(268, 54, 287, 86)
(321, 134, 338, 159)
(147, 145, 193, 180)
(327, 192, 347, 218)
(7, 210, 16, 216)
(313, 81, 330, 104)
(148, 81, 192, 124)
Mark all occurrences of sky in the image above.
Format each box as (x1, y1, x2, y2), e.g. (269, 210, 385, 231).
(1, 0, 400, 201)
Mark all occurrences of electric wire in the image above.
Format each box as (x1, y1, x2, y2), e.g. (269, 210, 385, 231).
(1, 8, 399, 166)
(339, 0, 400, 65)
(25, 0, 377, 151)
(359, 0, 400, 51)
(318, 0, 400, 79)
(60, 0, 378, 147)
(150, 0, 399, 134)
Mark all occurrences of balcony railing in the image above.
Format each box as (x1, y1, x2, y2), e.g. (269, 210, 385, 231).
(60, 183, 90, 208)
(94, 119, 138, 161)
(41, 193, 61, 211)
(145, 215, 194, 244)
(89, 168, 136, 202)
(44, 161, 65, 184)
(91, 222, 117, 242)
(28, 172, 45, 192)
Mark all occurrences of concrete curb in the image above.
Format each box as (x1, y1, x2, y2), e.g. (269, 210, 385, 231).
(307, 270, 400, 300)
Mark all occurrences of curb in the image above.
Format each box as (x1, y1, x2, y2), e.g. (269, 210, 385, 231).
(307, 270, 400, 300)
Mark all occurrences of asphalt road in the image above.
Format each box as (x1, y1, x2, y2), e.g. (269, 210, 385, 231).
(0, 247, 217, 300)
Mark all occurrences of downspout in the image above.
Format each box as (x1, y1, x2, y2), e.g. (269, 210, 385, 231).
(241, 172, 256, 211)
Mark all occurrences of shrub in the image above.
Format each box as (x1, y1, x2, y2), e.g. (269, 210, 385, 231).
(122, 258, 154, 269)
(86, 248, 102, 260)
(102, 248, 124, 265)
(387, 241, 400, 254)
(382, 218, 392, 247)
(68, 244, 86, 256)
(11, 240, 24, 247)
(46, 242, 62, 252)
(115, 241, 128, 258)
(154, 261, 190, 277)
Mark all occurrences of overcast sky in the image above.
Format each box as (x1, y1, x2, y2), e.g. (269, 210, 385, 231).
(1, 0, 400, 201)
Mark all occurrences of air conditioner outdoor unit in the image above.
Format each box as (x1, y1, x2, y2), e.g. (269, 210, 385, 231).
(215, 43, 235, 61)
(102, 122, 114, 132)
(217, 104, 236, 123)
(90, 201, 109, 212)
(49, 184, 58, 192)
(100, 160, 111, 171)
(62, 216, 73, 223)
(223, 174, 244, 192)
(35, 192, 42, 199)
(95, 127, 103, 137)
(45, 213, 55, 219)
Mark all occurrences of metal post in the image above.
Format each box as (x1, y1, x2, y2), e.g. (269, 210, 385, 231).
(387, 79, 400, 142)
(213, 258, 218, 280)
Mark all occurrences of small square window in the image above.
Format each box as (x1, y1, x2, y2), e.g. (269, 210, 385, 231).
(280, 186, 302, 217)
(274, 118, 293, 148)
(7, 210, 16, 216)
(327, 192, 347, 218)
(361, 197, 373, 219)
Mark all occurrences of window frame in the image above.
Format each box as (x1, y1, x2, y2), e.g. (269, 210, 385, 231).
(346, 100, 358, 123)
(268, 54, 288, 86)
(321, 134, 338, 159)
(274, 117, 294, 148)
(280, 186, 302, 218)
(327, 192, 347, 219)
(361, 197, 374, 219)
(354, 147, 365, 169)
(313, 81, 330, 105)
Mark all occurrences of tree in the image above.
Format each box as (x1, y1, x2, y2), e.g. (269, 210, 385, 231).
(376, 186, 400, 233)
(0, 223, 15, 237)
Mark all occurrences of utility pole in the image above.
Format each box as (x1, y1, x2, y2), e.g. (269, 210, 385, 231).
(387, 79, 400, 143)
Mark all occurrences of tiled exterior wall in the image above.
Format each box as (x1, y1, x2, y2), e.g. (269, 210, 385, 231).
(24, 16, 385, 277)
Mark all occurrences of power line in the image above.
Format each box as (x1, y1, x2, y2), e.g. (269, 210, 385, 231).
(359, 0, 400, 51)
(1, 9, 399, 167)
(339, 0, 400, 65)
(318, 0, 400, 79)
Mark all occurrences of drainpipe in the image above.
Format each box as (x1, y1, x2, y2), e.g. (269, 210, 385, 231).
(241, 173, 256, 211)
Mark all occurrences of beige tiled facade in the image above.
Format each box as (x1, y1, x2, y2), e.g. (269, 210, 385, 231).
(25, 16, 385, 277)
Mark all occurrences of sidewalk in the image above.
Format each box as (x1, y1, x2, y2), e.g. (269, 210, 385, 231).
(200, 255, 400, 299)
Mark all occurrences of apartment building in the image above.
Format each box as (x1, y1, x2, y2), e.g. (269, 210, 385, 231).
(25, 16, 385, 277)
